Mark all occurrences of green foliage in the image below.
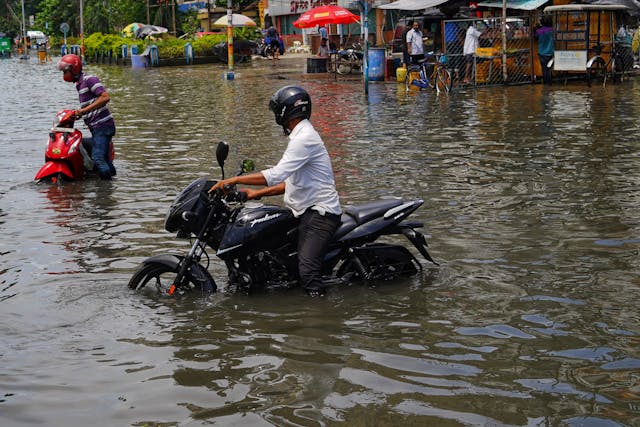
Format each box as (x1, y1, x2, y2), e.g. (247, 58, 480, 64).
(80, 30, 257, 59)
(33, 0, 146, 38)
(84, 32, 142, 58)
(154, 37, 188, 58)
(191, 34, 227, 56)
(181, 10, 200, 37)
(34, 0, 76, 37)
(235, 27, 262, 41)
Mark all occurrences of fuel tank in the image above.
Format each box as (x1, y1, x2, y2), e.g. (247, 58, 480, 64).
(217, 204, 296, 258)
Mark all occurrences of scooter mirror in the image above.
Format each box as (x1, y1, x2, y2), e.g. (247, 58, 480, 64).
(216, 141, 229, 168)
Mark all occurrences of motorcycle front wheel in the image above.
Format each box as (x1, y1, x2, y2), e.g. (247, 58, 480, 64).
(128, 261, 215, 295)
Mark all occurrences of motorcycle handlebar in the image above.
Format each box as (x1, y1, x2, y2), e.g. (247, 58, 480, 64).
(207, 183, 247, 204)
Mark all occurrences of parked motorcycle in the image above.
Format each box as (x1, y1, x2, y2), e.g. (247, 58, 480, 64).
(34, 109, 114, 183)
(128, 141, 437, 296)
(335, 43, 364, 75)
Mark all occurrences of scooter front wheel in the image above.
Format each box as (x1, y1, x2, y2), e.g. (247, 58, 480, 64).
(128, 260, 216, 295)
(37, 172, 65, 185)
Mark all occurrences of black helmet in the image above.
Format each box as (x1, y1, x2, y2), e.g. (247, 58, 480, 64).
(269, 86, 312, 131)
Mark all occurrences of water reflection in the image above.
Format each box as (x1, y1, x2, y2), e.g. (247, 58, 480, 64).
(0, 57, 639, 426)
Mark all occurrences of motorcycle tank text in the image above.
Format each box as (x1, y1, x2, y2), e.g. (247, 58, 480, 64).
(217, 205, 295, 257)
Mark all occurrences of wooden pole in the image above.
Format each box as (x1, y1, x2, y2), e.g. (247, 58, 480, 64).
(172, 1, 176, 36)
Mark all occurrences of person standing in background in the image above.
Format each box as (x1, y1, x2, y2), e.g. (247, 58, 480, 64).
(406, 21, 424, 65)
(463, 22, 482, 84)
(535, 15, 554, 85)
(401, 20, 414, 66)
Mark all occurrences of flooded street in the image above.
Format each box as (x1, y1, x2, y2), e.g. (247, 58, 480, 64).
(1, 55, 639, 426)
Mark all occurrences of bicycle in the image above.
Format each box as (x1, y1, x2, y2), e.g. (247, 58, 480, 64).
(405, 53, 453, 94)
(586, 43, 632, 87)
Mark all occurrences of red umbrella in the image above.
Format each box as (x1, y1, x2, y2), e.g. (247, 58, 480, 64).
(292, 5, 360, 29)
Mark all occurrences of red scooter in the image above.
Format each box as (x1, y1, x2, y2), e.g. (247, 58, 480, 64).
(34, 110, 114, 183)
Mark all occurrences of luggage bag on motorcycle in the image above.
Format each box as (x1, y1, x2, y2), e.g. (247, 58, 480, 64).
(165, 177, 216, 236)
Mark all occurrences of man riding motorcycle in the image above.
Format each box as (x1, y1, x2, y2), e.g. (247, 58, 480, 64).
(209, 85, 340, 297)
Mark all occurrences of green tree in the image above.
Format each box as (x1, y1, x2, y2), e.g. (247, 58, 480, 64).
(34, 0, 76, 36)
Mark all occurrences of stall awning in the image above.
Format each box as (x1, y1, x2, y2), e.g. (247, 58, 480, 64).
(377, 0, 448, 10)
(477, 0, 550, 10)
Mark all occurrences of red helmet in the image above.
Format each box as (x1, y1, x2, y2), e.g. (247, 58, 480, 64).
(58, 54, 82, 82)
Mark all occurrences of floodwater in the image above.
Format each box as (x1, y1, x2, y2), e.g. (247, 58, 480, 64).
(1, 54, 639, 427)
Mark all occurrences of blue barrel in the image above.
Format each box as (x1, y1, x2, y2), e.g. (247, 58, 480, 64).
(61, 44, 68, 55)
(70, 44, 81, 56)
(130, 54, 147, 68)
(367, 48, 386, 81)
(185, 43, 193, 64)
(121, 44, 128, 59)
(149, 45, 159, 66)
(131, 45, 138, 55)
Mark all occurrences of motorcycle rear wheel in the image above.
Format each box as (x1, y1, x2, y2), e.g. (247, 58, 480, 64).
(128, 261, 211, 295)
(336, 244, 420, 281)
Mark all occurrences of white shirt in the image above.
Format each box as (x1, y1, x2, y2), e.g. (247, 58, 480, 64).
(262, 119, 341, 217)
(406, 28, 424, 55)
(464, 25, 482, 55)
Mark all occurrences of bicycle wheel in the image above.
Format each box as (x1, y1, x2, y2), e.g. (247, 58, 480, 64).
(609, 58, 620, 84)
(336, 58, 352, 75)
(586, 57, 606, 87)
(427, 66, 437, 89)
(405, 67, 411, 90)
(327, 56, 337, 73)
(436, 67, 453, 93)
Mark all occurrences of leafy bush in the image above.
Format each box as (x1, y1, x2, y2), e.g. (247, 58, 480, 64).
(191, 34, 226, 56)
(81, 31, 258, 60)
(84, 32, 142, 58)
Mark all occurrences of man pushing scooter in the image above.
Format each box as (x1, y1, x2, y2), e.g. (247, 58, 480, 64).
(57, 54, 117, 180)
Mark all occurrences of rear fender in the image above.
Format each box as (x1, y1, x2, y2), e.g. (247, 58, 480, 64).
(141, 254, 217, 292)
(399, 226, 438, 265)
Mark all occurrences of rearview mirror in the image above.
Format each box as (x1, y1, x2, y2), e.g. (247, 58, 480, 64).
(216, 141, 229, 168)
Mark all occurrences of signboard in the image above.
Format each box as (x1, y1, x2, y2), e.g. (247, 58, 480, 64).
(553, 50, 587, 71)
(269, 0, 353, 17)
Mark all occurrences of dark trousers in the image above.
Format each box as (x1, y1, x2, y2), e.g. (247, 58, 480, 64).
(90, 125, 117, 179)
(539, 54, 553, 84)
(297, 209, 341, 292)
(410, 54, 424, 65)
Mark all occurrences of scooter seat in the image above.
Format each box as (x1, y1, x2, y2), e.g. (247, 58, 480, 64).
(344, 198, 404, 225)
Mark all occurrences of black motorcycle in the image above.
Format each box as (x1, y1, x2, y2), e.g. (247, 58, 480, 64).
(128, 142, 437, 296)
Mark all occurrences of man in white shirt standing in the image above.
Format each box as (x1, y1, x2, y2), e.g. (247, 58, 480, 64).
(406, 21, 424, 65)
(209, 86, 341, 297)
(464, 22, 483, 84)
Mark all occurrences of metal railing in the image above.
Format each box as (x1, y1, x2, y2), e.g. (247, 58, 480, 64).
(443, 17, 535, 86)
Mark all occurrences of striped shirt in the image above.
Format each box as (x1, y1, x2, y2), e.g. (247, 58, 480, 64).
(75, 73, 115, 130)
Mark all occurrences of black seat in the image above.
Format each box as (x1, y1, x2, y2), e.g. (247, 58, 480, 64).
(344, 199, 403, 225)
(333, 213, 357, 240)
